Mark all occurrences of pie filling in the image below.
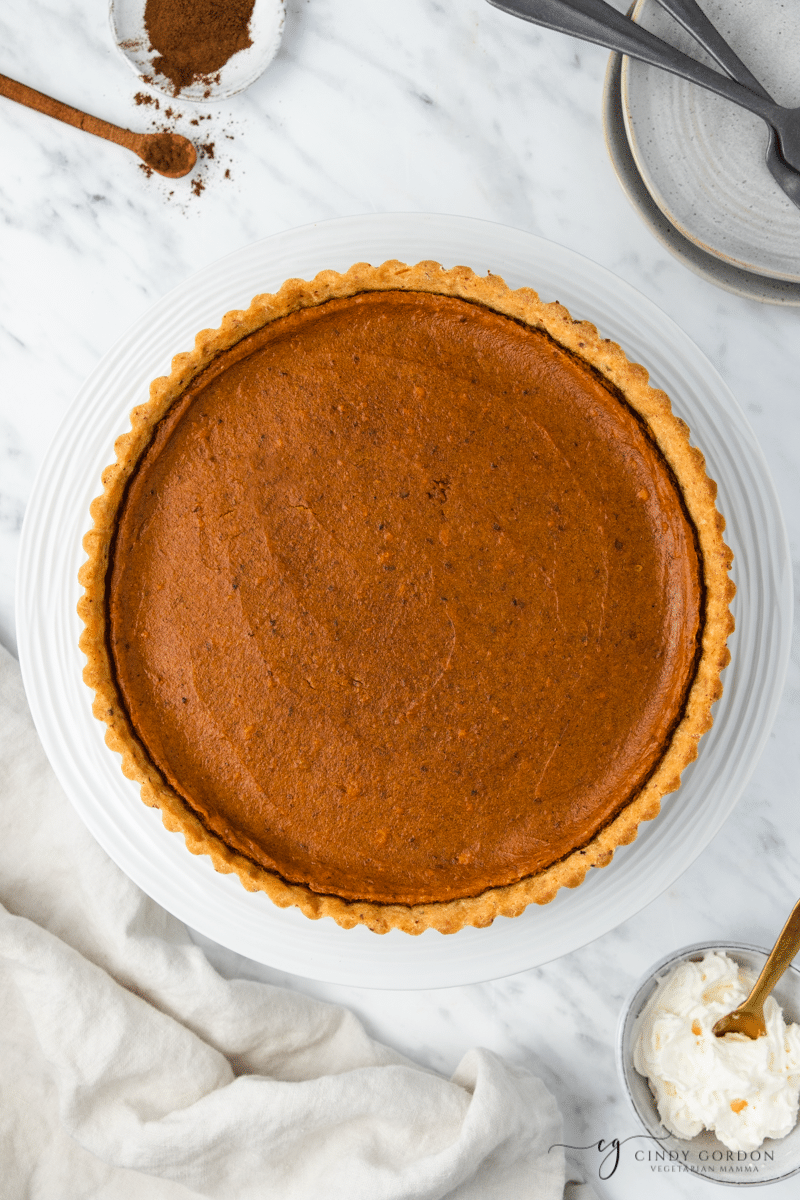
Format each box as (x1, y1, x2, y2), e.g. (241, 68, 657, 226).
(108, 290, 702, 906)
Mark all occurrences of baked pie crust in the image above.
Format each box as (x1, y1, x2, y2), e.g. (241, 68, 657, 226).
(78, 260, 734, 934)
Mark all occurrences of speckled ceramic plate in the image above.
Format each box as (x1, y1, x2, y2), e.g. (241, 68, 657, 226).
(603, 51, 800, 305)
(16, 214, 791, 988)
(621, 0, 800, 282)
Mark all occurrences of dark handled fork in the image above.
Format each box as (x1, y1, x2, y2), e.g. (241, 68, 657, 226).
(487, 0, 800, 178)
(650, 0, 800, 210)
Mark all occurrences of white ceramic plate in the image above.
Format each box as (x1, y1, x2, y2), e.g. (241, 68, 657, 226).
(603, 52, 800, 305)
(16, 214, 791, 989)
(109, 0, 284, 103)
(622, 0, 800, 282)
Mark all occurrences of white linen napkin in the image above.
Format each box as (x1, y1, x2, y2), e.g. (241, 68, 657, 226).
(0, 641, 569, 1200)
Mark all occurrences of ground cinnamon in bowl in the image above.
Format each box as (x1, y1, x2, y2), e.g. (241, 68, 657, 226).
(144, 0, 255, 93)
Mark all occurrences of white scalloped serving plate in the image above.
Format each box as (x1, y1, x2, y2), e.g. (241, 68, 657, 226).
(17, 214, 791, 988)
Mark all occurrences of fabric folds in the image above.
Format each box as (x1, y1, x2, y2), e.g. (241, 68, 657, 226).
(0, 643, 565, 1199)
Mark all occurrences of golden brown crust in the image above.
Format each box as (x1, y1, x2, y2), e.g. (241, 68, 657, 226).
(78, 260, 734, 935)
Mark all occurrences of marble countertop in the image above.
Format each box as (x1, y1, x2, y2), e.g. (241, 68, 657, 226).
(1, 1, 798, 1195)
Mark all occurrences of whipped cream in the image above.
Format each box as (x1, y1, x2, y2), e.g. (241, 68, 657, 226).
(633, 950, 800, 1152)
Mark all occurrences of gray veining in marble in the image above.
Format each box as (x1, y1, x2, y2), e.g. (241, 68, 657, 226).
(1, 2, 798, 1196)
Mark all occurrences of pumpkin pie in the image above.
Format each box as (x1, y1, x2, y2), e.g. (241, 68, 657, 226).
(78, 260, 734, 934)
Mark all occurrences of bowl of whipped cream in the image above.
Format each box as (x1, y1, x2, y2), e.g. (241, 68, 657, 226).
(618, 942, 800, 1186)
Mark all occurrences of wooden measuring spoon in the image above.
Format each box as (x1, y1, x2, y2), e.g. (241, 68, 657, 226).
(713, 897, 800, 1039)
(0, 72, 196, 178)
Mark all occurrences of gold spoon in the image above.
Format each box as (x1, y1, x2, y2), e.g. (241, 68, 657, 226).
(0, 72, 197, 178)
(713, 897, 800, 1039)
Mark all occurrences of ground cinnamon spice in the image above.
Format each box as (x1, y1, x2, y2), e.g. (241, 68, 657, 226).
(132, 90, 235, 196)
(140, 131, 195, 175)
(144, 0, 255, 93)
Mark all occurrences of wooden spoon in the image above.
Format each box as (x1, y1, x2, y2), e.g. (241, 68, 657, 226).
(713, 897, 800, 1039)
(0, 72, 197, 178)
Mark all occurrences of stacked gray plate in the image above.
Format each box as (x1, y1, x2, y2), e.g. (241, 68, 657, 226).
(603, 0, 800, 305)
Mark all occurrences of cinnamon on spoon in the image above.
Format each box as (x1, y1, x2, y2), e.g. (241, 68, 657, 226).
(0, 72, 197, 178)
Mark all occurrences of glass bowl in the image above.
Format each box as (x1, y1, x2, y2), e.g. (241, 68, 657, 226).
(109, 0, 285, 103)
(617, 941, 800, 1187)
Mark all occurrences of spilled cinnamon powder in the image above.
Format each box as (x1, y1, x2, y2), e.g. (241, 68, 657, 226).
(144, 0, 255, 93)
(133, 93, 235, 196)
(134, 91, 160, 109)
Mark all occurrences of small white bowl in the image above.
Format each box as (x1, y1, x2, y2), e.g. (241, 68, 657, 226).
(109, 0, 285, 103)
(617, 942, 800, 1187)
